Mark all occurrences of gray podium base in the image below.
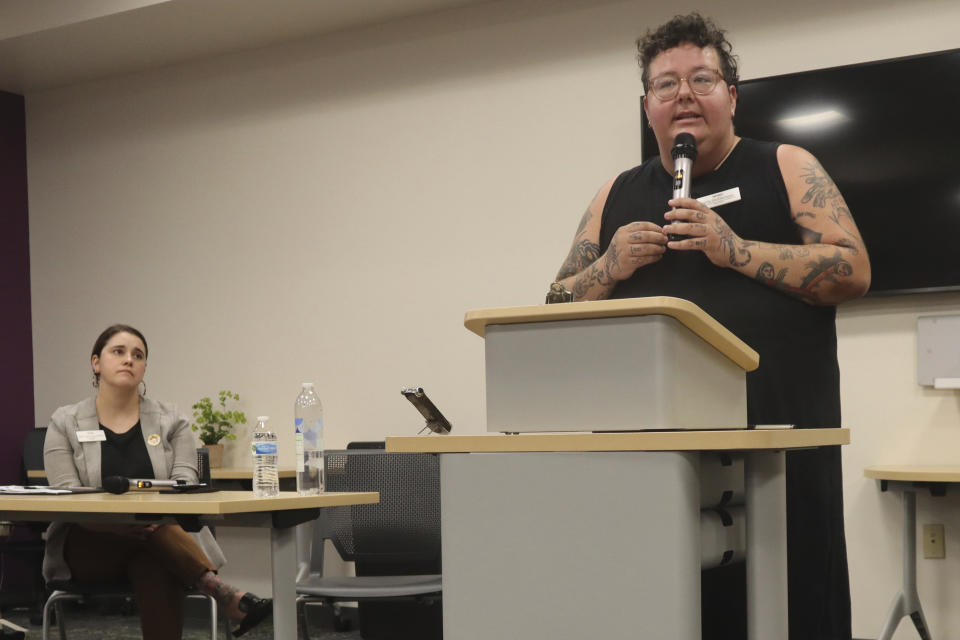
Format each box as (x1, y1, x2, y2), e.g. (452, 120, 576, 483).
(439, 451, 701, 640)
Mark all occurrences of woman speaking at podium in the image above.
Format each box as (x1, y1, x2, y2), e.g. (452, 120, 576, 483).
(43, 324, 272, 639)
(553, 13, 870, 640)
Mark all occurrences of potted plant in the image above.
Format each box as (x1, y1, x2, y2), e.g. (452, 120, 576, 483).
(191, 390, 247, 468)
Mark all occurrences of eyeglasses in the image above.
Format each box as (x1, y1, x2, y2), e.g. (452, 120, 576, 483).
(648, 68, 723, 101)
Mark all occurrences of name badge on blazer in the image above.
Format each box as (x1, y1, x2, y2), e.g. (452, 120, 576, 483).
(77, 430, 106, 442)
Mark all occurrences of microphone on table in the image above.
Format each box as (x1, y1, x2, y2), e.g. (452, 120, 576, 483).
(103, 475, 184, 494)
(668, 132, 698, 242)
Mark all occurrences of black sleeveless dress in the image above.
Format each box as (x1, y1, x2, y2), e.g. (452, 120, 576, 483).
(599, 138, 851, 640)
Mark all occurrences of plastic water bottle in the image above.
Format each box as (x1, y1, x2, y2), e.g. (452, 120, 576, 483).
(294, 383, 324, 494)
(251, 415, 279, 498)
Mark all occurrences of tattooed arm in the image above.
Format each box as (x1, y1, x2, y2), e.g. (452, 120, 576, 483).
(554, 179, 668, 300)
(663, 145, 871, 305)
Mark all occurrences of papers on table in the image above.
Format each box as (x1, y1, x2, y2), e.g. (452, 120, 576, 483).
(0, 485, 74, 494)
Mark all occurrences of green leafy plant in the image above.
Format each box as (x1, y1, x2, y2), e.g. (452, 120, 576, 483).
(191, 390, 247, 445)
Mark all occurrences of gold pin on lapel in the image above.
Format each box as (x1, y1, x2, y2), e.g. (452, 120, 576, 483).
(147, 434, 161, 447)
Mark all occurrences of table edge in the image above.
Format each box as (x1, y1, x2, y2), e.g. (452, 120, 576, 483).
(0, 490, 379, 515)
(386, 428, 849, 453)
(864, 465, 960, 483)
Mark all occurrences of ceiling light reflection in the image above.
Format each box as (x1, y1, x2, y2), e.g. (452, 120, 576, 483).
(777, 109, 848, 131)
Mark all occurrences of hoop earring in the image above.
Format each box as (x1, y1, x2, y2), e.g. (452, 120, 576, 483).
(92, 373, 99, 388)
(139, 381, 147, 396)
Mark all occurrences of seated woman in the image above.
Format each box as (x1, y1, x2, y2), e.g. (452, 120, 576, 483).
(42, 324, 272, 639)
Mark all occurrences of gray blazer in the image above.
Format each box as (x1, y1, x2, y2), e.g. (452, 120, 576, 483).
(42, 396, 226, 582)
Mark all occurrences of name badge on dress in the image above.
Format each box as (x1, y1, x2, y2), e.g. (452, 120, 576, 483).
(77, 430, 106, 442)
(698, 187, 742, 209)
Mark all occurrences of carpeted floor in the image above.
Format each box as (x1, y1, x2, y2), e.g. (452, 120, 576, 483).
(1, 599, 361, 639)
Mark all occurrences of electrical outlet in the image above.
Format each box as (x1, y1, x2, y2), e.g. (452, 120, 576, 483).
(923, 524, 945, 559)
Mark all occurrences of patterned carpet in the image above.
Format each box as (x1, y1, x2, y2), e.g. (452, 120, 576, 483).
(1, 600, 362, 640)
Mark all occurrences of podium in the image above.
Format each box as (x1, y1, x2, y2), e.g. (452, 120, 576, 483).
(387, 297, 848, 640)
(465, 297, 759, 432)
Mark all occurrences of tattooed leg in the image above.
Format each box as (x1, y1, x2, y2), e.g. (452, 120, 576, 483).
(196, 570, 245, 620)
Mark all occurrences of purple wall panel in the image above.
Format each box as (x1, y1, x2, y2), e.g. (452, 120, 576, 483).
(0, 90, 35, 484)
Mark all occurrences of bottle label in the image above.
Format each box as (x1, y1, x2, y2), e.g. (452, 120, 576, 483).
(295, 433, 305, 470)
(253, 442, 278, 455)
(302, 418, 323, 451)
(295, 417, 304, 433)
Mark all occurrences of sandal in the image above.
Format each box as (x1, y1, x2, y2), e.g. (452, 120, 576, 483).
(231, 593, 273, 638)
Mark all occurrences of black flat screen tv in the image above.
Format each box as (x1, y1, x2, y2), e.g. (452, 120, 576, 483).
(640, 48, 960, 296)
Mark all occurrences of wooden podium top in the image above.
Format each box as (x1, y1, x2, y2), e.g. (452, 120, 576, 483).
(387, 428, 849, 453)
(464, 296, 759, 371)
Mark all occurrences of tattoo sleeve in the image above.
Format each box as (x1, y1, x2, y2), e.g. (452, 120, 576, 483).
(556, 239, 601, 280)
(555, 208, 598, 280)
(796, 163, 864, 254)
(570, 245, 618, 300)
(574, 207, 591, 236)
(796, 223, 822, 245)
(799, 163, 840, 209)
(753, 249, 853, 304)
(742, 153, 868, 305)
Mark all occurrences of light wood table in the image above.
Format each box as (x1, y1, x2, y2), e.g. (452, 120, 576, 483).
(26, 467, 296, 480)
(864, 465, 960, 640)
(388, 429, 849, 640)
(0, 490, 378, 639)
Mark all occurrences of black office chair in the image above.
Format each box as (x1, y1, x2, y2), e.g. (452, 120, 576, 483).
(296, 448, 442, 640)
(22, 428, 48, 486)
(0, 521, 46, 625)
(0, 428, 50, 624)
(42, 582, 218, 640)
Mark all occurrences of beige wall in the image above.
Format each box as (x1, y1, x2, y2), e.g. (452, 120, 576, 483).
(25, 0, 960, 635)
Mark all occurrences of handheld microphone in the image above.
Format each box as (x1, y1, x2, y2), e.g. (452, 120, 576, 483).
(103, 475, 184, 494)
(668, 132, 698, 242)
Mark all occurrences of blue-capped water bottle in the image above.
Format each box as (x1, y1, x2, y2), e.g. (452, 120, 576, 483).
(251, 415, 279, 497)
(294, 383, 324, 494)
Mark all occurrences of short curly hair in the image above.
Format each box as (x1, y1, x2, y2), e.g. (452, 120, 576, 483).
(636, 13, 739, 94)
